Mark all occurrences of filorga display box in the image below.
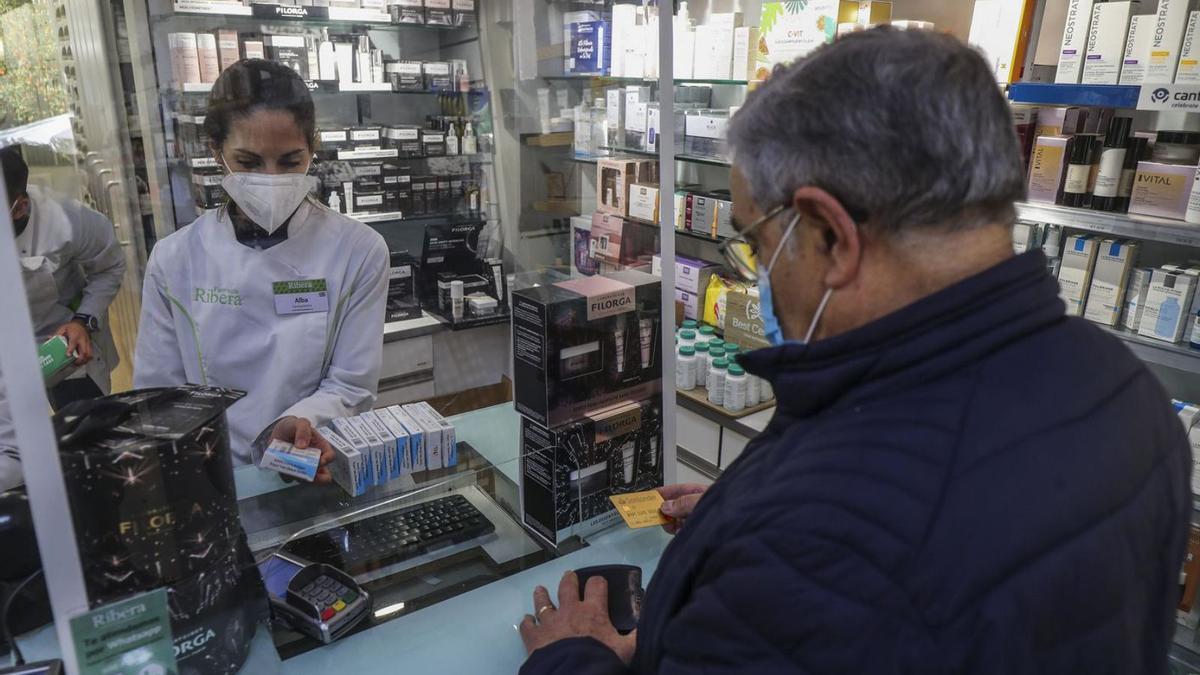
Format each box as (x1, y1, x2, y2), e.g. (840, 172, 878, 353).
(520, 399, 663, 547)
(512, 269, 662, 428)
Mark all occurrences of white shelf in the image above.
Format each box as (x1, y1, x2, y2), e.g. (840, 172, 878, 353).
(336, 81, 394, 92)
(327, 6, 392, 22)
(172, 0, 391, 22)
(336, 148, 398, 160)
(353, 210, 406, 222)
(172, 0, 252, 15)
(1102, 325, 1200, 374)
(1016, 202, 1200, 248)
(174, 113, 205, 124)
(182, 82, 214, 93)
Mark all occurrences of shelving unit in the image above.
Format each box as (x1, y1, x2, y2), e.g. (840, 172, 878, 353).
(1016, 202, 1200, 248)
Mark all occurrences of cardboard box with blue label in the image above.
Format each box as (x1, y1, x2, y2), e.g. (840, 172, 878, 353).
(520, 399, 663, 547)
(512, 269, 662, 428)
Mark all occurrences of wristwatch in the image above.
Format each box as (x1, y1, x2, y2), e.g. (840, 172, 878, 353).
(72, 313, 99, 334)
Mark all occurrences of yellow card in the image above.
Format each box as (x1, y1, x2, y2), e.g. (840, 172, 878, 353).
(609, 490, 671, 529)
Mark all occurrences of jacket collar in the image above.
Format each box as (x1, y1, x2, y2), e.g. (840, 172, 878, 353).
(739, 251, 1064, 419)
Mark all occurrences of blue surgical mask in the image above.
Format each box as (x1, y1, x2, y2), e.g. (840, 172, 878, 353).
(759, 212, 834, 346)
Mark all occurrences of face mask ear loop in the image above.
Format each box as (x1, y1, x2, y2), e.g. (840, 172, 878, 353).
(803, 287, 834, 345)
(764, 212, 801, 278)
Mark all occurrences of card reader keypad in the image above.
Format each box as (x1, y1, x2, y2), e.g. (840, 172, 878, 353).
(298, 575, 360, 621)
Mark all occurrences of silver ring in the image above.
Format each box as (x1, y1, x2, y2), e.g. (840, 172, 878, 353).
(537, 604, 554, 616)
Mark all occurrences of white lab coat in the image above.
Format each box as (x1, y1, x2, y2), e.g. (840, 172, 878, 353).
(17, 185, 126, 393)
(133, 199, 389, 463)
(0, 374, 20, 493)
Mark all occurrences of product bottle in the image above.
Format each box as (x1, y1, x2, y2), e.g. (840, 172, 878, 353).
(678, 328, 696, 350)
(318, 28, 337, 81)
(450, 280, 464, 322)
(446, 120, 460, 155)
(1190, 310, 1200, 350)
(707, 346, 725, 388)
(694, 341, 710, 387)
(328, 190, 341, 213)
(1042, 225, 1063, 278)
(724, 342, 741, 357)
(462, 121, 477, 155)
(678, 319, 698, 338)
(724, 364, 747, 413)
(697, 325, 716, 345)
(708, 338, 725, 354)
(1061, 135, 1097, 208)
(760, 377, 774, 402)
(1186, 167, 1200, 225)
(1116, 136, 1149, 213)
(1091, 117, 1133, 212)
(746, 368, 761, 407)
(677, 345, 697, 390)
(707, 358, 728, 405)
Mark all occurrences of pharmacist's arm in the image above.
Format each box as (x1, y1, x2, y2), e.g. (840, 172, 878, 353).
(132, 253, 187, 387)
(63, 198, 126, 319)
(521, 523, 908, 674)
(0, 378, 21, 493)
(278, 233, 388, 428)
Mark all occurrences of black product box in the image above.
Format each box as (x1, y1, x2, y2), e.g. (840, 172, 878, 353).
(354, 190, 386, 213)
(421, 130, 447, 157)
(384, 187, 400, 211)
(411, 181, 428, 216)
(350, 126, 383, 149)
(424, 0, 452, 25)
(452, 0, 474, 26)
(520, 399, 663, 547)
(423, 61, 452, 90)
(386, 252, 422, 321)
(264, 35, 309, 80)
(512, 268, 662, 428)
(386, 60, 425, 91)
(385, 126, 423, 156)
(318, 128, 351, 158)
(420, 176, 440, 212)
(191, 171, 225, 208)
(353, 161, 384, 191)
(389, 0, 424, 23)
(416, 221, 509, 328)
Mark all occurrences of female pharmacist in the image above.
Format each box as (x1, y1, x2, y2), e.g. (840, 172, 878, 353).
(134, 59, 389, 479)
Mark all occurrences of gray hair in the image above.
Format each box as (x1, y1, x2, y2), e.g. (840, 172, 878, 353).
(727, 28, 1026, 234)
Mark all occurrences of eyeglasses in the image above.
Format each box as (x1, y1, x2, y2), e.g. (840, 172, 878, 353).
(718, 204, 788, 283)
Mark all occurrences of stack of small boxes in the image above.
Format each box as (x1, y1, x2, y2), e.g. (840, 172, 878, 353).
(318, 402, 458, 497)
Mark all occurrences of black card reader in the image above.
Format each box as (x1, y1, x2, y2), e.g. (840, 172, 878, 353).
(258, 551, 371, 643)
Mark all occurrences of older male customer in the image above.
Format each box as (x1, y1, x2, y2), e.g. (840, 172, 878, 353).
(517, 27, 1192, 674)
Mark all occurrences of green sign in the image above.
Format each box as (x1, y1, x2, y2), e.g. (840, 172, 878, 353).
(70, 589, 178, 675)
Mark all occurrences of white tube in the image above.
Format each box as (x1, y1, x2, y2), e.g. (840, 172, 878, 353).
(451, 280, 464, 321)
(639, 317, 654, 369)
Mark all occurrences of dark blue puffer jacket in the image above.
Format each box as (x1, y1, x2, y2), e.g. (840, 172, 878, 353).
(522, 251, 1192, 674)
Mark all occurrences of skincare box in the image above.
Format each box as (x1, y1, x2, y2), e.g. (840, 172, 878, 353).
(242, 39, 265, 60)
(572, 215, 600, 277)
(683, 110, 729, 160)
(627, 183, 660, 223)
(732, 26, 760, 81)
(1123, 267, 1155, 331)
(693, 13, 736, 80)
(1082, 1, 1137, 85)
(596, 158, 639, 216)
(386, 60, 424, 91)
(1120, 15, 1155, 84)
(401, 403, 444, 470)
(1129, 161, 1198, 219)
(320, 426, 369, 496)
(1178, 11, 1200, 82)
(675, 288, 700, 321)
(1058, 234, 1100, 316)
(755, 1, 838, 77)
(1140, 266, 1200, 342)
(1083, 239, 1140, 326)
(1012, 105, 1039, 165)
(196, 33, 220, 84)
(216, 29, 239, 72)
(386, 253, 421, 322)
(373, 408, 413, 476)
(1145, 0, 1196, 83)
(569, 20, 611, 75)
(318, 128, 351, 158)
(675, 256, 719, 296)
(169, 33, 202, 86)
(1055, 0, 1098, 83)
(384, 126, 422, 156)
(1012, 221, 1043, 254)
(520, 399, 663, 547)
(264, 34, 309, 79)
(424, 0, 451, 25)
(391, 0, 424, 24)
(422, 61, 452, 90)
(512, 269, 663, 428)
(348, 416, 390, 485)
(258, 438, 322, 481)
(420, 130, 446, 157)
(331, 416, 376, 486)
(452, 0, 474, 26)
(411, 401, 457, 467)
(590, 213, 656, 266)
(384, 406, 426, 472)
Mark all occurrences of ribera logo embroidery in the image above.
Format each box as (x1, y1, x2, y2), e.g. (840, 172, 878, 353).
(193, 287, 242, 306)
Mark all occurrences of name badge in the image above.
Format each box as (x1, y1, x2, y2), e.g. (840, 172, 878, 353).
(273, 279, 330, 315)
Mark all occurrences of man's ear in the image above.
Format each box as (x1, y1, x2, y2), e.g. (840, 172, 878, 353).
(792, 186, 862, 289)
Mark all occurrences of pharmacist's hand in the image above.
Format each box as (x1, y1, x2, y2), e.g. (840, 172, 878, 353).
(658, 483, 708, 535)
(271, 416, 335, 484)
(54, 321, 93, 365)
(519, 572, 637, 665)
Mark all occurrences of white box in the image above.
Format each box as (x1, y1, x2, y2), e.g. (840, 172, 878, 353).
(416, 402, 457, 467)
(196, 33, 221, 84)
(674, 25, 695, 79)
(1145, 0, 1197, 83)
(1084, 239, 1140, 326)
(693, 13, 735, 80)
(320, 426, 369, 496)
(1123, 267, 1155, 331)
(174, 32, 202, 85)
(1058, 234, 1100, 316)
(675, 288, 700, 320)
(402, 403, 443, 470)
(1013, 221, 1042, 254)
(628, 184, 660, 223)
(362, 411, 401, 481)
(1121, 15, 1155, 83)
(1178, 11, 1200, 81)
(374, 407, 413, 476)
(732, 26, 758, 81)
(1055, 0, 1097, 83)
(1173, 401, 1200, 493)
(1082, 2, 1137, 84)
(386, 406, 426, 472)
(1139, 267, 1199, 342)
(349, 416, 389, 485)
(331, 417, 374, 485)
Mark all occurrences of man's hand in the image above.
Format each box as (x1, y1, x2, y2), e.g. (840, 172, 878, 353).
(519, 571, 636, 665)
(270, 416, 335, 484)
(658, 483, 708, 535)
(54, 321, 93, 365)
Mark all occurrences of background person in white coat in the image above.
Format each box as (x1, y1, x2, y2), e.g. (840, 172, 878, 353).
(2, 145, 126, 408)
(133, 59, 389, 480)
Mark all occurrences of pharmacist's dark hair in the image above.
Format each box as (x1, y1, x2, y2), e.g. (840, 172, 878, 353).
(0, 145, 29, 203)
(727, 27, 1025, 235)
(204, 59, 317, 151)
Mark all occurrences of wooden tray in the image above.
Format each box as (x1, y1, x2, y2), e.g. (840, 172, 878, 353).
(676, 385, 775, 419)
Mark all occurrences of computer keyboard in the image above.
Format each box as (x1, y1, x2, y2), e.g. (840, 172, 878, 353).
(283, 494, 496, 576)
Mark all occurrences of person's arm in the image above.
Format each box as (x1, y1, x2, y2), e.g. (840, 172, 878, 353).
(64, 201, 126, 319)
(0, 378, 21, 493)
(277, 230, 388, 428)
(521, 518, 920, 674)
(133, 252, 188, 388)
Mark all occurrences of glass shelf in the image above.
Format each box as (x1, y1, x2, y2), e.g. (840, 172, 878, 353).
(1015, 202, 1200, 248)
(1101, 325, 1200, 374)
(599, 145, 731, 167)
(163, 0, 480, 30)
(540, 75, 750, 86)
